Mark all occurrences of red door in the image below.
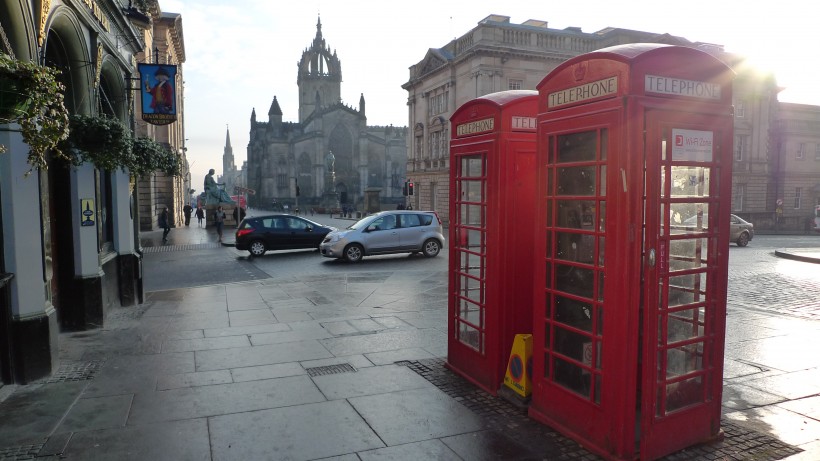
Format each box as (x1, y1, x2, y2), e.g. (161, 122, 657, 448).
(530, 109, 640, 459)
(448, 141, 493, 391)
(639, 108, 731, 459)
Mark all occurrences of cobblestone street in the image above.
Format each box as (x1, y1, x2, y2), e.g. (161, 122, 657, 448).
(727, 236, 820, 320)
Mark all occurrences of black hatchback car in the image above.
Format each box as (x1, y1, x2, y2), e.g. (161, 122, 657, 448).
(235, 214, 335, 256)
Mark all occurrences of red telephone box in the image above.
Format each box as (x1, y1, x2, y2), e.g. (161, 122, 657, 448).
(530, 44, 734, 460)
(447, 90, 538, 395)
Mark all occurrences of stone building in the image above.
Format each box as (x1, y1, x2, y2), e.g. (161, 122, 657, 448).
(0, 0, 166, 384)
(135, 5, 189, 231)
(246, 19, 407, 210)
(772, 103, 820, 229)
(403, 14, 812, 230)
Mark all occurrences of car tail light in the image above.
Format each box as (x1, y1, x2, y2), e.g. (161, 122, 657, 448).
(433, 212, 442, 225)
(236, 228, 255, 238)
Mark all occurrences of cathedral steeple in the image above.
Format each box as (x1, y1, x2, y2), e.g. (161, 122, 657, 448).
(297, 16, 342, 122)
(223, 126, 235, 188)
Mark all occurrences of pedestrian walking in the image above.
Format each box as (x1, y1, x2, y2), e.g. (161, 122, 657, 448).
(195, 206, 205, 227)
(214, 206, 226, 242)
(183, 203, 193, 226)
(159, 206, 171, 243)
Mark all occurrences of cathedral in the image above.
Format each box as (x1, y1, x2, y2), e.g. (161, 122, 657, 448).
(245, 18, 408, 209)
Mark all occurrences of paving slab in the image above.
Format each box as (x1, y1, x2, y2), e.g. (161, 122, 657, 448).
(209, 399, 384, 460)
(0, 382, 87, 446)
(358, 439, 462, 460)
(194, 339, 332, 371)
(348, 387, 484, 446)
(55, 394, 133, 434)
(60, 417, 211, 461)
(127, 375, 325, 425)
(312, 364, 432, 400)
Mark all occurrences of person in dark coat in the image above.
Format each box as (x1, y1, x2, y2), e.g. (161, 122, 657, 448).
(195, 206, 205, 227)
(159, 207, 171, 243)
(183, 203, 193, 226)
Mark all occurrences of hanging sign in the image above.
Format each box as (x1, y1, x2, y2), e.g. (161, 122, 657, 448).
(138, 63, 178, 125)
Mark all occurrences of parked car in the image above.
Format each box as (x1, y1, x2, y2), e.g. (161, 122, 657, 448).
(320, 210, 445, 262)
(235, 214, 335, 256)
(682, 213, 754, 247)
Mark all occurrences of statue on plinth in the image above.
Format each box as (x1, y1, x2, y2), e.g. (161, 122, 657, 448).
(322, 150, 339, 209)
(204, 169, 236, 205)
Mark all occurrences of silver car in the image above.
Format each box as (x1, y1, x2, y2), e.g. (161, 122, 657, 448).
(320, 210, 445, 262)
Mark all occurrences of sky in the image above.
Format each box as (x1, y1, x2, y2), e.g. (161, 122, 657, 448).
(158, 0, 819, 190)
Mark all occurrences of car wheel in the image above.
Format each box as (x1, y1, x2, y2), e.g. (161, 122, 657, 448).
(422, 239, 441, 258)
(344, 243, 364, 262)
(737, 232, 749, 247)
(249, 240, 267, 256)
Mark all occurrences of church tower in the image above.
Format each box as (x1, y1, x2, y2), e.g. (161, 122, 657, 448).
(222, 126, 236, 192)
(297, 17, 342, 122)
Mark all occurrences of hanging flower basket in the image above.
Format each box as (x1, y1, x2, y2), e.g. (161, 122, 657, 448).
(0, 75, 32, 122)
(0, 53, 70, 171)
(131, 137, 181, 177)
(61, 114, 135, 171)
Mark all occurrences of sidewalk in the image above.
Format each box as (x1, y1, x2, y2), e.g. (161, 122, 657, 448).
(0, 228, 818, 459)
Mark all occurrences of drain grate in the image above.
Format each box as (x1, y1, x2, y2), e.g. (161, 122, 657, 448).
(305, 363, 357, 377)
(36, 360, 105, 384)
(0, 442, 44, 460)
(142, 243, 222, 253)
(106, 305, 149, 321)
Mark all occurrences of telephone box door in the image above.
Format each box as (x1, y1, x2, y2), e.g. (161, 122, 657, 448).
(449, 141, 493, 388)
(639, 108, 731, 459)
(531, 109, 640, 458)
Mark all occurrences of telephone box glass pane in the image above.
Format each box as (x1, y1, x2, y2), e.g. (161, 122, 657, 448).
(462, 156, 484, 177)
(554, 326, 591, 363)
(598, 202, 606, 232)
(459, 298, 483, 327)
(461, 204, 483, 226)
(555, 295, 593, 333)
(464, 228, 484, 251)
(556, 265, 594, 299)
(458, 323, 482, 352)
(669, 202, 710, 234)
(556, 200, 596, 228)
(666, 342, 704, 377)
(667, 273, 707, 307)
(665, 376, 704, 413)
(460, 252, 483, 278)
(460, 275, 484, 304)
(666, 307, 706, 343)
(557, 131, 597, 163)
(600, 129, 608, 160)
(556, 232, 595, 264)
(670, 166, 710, 197)
(462, 180, 483, 202)
(554, 356, 590, 397)
(557, 166, 597, 195)
(668, 238, 708, 271)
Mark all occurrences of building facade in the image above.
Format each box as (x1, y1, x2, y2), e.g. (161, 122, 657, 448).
(0, 0, 163, 384)
(403, 14, 810, 230)
(135, 5, 188, 231)
(246, 19, 407, 210)
(772, 103, 820, 229)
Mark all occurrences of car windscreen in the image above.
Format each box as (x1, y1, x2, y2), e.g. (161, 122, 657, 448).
(347, 216, 375, 230)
